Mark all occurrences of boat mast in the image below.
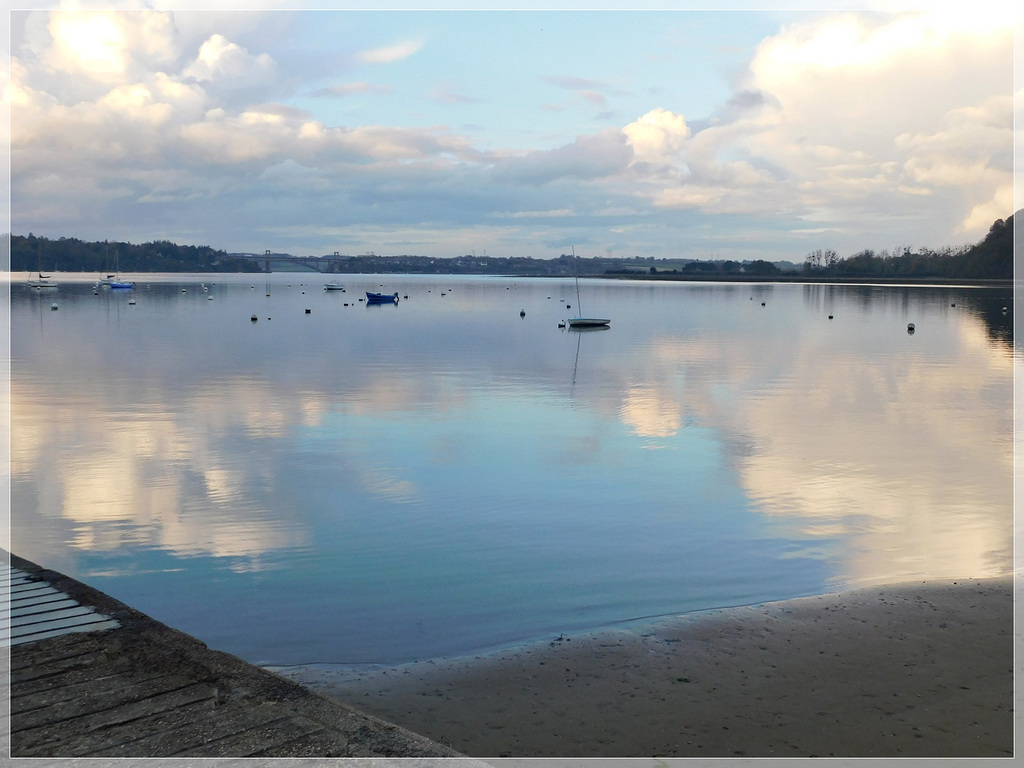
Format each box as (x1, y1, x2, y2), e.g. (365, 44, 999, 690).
(573, 246, 583, 316)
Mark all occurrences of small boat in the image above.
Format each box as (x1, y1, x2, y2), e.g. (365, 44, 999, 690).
(28, 244, 57, 287)
(324, 282, 346, 291)
(28, 273, 58, 288)
(568, 317, 610, 328)
(566, 246, 609, 329)
(366, 291, 399, 304)
(102, 248, 133, 288)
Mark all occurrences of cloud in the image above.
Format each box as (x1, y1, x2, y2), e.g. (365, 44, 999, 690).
(7, 8, 1015, 259)
(357, 39, 422, 64)
(541, 75, 605, 91)
(184, 33, 276, 85)
(620, 9, 1014, 243)
(428, 84, 479, 105)
(623, 108, 690, 160)
(42, 9, 180, 84)
(309, 81, 391, 97)
(492, 129, 633, 186)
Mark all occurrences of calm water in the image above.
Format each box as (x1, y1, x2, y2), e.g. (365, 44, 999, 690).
(7, 273, 1014, 665)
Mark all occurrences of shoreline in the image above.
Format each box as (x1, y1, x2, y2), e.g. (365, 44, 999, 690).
(272, 576, 1014, 759)
(6, 270, 1013, 288)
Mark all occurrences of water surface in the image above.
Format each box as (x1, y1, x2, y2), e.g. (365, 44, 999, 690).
(8, 273, 1013, 664)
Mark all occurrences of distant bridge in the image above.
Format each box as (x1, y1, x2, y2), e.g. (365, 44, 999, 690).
(233, 251, 366, 273)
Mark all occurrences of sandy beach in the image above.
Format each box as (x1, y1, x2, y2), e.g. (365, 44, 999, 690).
(272, 577, 1014, 759)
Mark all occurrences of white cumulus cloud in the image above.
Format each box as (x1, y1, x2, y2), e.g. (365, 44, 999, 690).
(623, 108, 690, 160)
(621, 8, 1015, 245)
(184, 33, 276, 85)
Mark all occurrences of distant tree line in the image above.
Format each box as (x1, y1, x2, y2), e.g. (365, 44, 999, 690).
(802, 215, 1013, 280)
(9, 234, 261, 273)
(7, 213, 1013, 279)
(634, 258, 782, 276)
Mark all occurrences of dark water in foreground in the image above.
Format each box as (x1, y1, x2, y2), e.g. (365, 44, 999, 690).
(8, 273, 1014, 664)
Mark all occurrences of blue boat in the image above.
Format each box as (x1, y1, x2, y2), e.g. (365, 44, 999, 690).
(366, 291, 399, 304)
(109, 281, 135, 289)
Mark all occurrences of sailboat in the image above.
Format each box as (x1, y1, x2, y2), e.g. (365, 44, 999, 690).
(97, 242, 117, 285)
(27, 245, 57, 288)
(106, 248, 135, 289)
(567, 247, 609, 328)
(27, 272, 57, 288)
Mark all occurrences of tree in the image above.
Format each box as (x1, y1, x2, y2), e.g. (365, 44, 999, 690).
(804, 249, 823, 272)
(746, 259, 780, 275)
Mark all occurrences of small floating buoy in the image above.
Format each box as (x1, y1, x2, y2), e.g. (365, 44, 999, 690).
(520, 309, 526, 318)
(558, 322, 566, 328)
(181, 288, 186, 293)
(1002, 307, 1008, 313)
(208, 296, 213, 301)
(907, 322, 915, 333)
(305, 308, 311, 314)
(251, 314, 258, 322)
(50, 303, 58, 311)
(951, 303, 955, 307)
(828, 314, 833, 320)
(404, 295, 409, 299)
(566, 304, 571, 309)
(129, 298, 136, 305)
(761, 302, 766, 306)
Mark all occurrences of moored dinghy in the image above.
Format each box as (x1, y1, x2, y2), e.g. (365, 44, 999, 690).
(567, 246, 609, 329)
(366, 291, 399, 304)
(568, 317, 610, 328)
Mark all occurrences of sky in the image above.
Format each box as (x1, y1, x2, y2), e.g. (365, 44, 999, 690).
(3, 2, 1020, 263)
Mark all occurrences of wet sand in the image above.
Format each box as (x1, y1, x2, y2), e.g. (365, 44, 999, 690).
(272, 577, 1014, 759)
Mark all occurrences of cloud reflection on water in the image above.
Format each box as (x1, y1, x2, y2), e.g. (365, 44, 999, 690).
(9, 277, 1013, 608)
(631, 304, 1012, 584)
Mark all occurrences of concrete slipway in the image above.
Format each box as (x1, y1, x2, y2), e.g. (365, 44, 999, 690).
(3, 553, 469, 761)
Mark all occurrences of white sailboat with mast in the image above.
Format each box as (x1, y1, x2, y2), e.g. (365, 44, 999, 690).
(567, 246, 609, 328)
(27, 244, 57, 288)
(97, 241, 117, 285)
